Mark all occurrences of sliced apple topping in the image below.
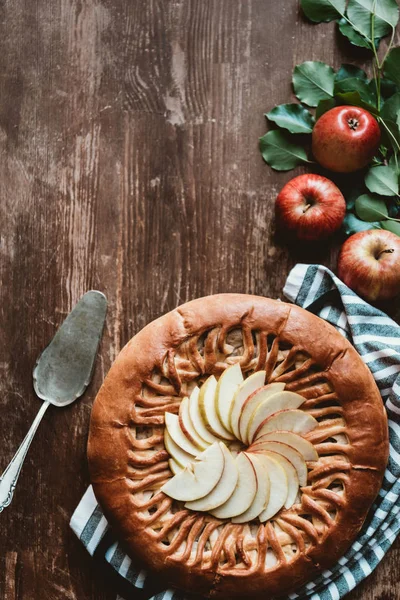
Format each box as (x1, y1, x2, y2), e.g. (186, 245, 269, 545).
(216, 363, 244, 431)
(232, 453, 271, 523)
(185, 443, 238, 511)
(188, 387, 220, 445)
(161, 365, 319, 522)
(164, 412, 200, 456)
(254, 409, 318, 439)
(247, 391, 306, 444)
(254, 431, 318, 461)
(238, 383, 285, 444)
(169, 458, 184, 475)
(253, 450, 298, 509)
(229, 371, 266, 438)
(164, 429, 193, 468)
(256, 453, 289, 522)
(161, 442, 225, 501)
(211, 452, 257, 519)
(249, 440, 307, 486)
(179, 396, 209, 450)
(199, 376, 235, 440)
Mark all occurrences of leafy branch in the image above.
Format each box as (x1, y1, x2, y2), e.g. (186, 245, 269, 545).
(259, 0, 400, 237)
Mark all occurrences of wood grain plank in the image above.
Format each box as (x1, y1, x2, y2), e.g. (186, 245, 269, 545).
(0, 1, 399, 599)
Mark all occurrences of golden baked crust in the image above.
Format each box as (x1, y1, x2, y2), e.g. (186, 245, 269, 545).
(88, 294, 388, 598)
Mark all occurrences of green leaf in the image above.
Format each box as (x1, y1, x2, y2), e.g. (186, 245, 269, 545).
(338, 17, 372, 49)
(384, 48, 400, 87)
(389, 153, 400, 173)
(380, 78, 399, 100)
(379, 117, 400, 153)
(365, 165, 399, 196)
(316, 98, 336, 120)
(293, 61, 335, 107)
(265, 104, 315, 134)
(335, 64, 368, 82)
(380, 92, 400, 126)
(259, 130, 310, 171)
(334, 77, 377, 105)
(382, 220, 400, 236)
(334, 90, 379, 115)
(301, 0, 346, 22)
(347, 0, 399, 41)
(343, 212, 381, 235)
(355, 193, 389, 221)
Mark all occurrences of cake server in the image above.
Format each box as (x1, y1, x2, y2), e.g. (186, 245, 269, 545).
(0, 290, 107, 512)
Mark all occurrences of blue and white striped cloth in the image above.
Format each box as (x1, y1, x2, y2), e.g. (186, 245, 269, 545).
(70, 264, 400, 600)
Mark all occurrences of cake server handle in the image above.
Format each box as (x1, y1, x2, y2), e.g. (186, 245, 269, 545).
(0, 401, 50, 512)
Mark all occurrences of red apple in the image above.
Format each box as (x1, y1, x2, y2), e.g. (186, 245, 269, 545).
(275, 174, 346, 241)
(312, 106, 381, 173)
(337, 230, 400, 302)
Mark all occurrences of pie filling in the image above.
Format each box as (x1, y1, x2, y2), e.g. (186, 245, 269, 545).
(129, 328, 350, 569)
(161, 364, 320, 522)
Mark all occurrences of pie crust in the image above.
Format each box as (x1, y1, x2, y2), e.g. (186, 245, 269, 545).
(88, 294, 389, 598)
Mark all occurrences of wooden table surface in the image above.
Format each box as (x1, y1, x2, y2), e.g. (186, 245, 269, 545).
(1, 1, 399, 599)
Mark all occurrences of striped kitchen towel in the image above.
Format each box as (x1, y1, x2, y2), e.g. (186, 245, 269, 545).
(70, 264, 400, 600)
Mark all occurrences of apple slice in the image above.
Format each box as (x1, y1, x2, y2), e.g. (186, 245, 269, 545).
(161, 442, 224, 501)
(185, 443, 238, 511)
(199, 376, 235, 440)
(247, 391, 305, 444)
(216, 363, 244, 431)
(164, 429, 193, 468)
(256, 454, 289, 522)
(252, 449, 299, 509)
(254, 409, 318, 439)
(179, 396, 209, 450)
(211, 452, 257, 519)
(188, 387, 220, 445)
(238, 383, 285, 444)
(229, 371, 266, 439)
(254, 431, 318, 461)
(164, 412, 199, 456)
(250, 440, 307, 486)
(232, 453, 270, 523)
(169, 458, 184, 475)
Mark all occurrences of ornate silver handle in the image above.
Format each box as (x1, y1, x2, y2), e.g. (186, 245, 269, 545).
(0, 401, 50, 512)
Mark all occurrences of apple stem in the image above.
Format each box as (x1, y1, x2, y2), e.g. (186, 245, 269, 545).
(303, 204, 312, 213)
(377, 248, 395, 258)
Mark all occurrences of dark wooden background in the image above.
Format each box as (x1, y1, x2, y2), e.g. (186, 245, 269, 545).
(1, 1, 399, 599)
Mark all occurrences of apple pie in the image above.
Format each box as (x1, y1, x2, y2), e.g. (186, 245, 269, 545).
(88, 294, 388, 598)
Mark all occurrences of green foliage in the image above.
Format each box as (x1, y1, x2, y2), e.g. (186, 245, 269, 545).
(382, 220, 400, 235)
(344, 186, 365, 210)
(380, 78, 399, 100)
(335, 64, 368, 81)
(301, 0, 346, 22)
(343, 213, 381, 235)
(380, 92, 400, 126)
(259, 131, 310, 171)
(365, 165, 399, 196)
(378, 117, 400, 153)
(293, 61, 335, 107)
(338, 18, 372, 48)
(259, 0, 400, 238)
(316, 98, 336, 119)
(355, 194, 389, 221)
(347, 0, 399, 41)
(334, 90, 379, 115)
(334, 77, 377, 105)
(265, 104, 315, 134)
(384, 48, 400, 87)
